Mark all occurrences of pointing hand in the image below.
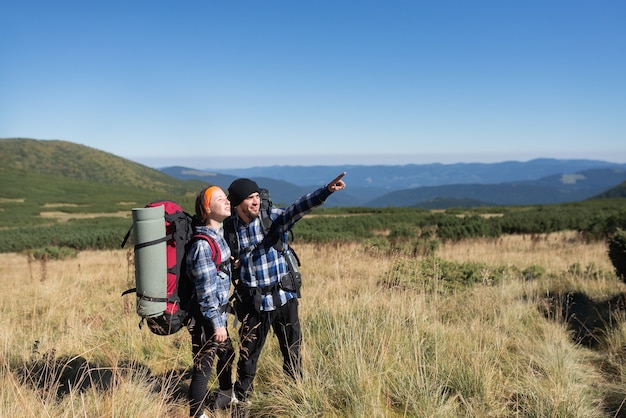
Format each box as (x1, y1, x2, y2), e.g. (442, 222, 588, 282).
(327, 172, 347, 192)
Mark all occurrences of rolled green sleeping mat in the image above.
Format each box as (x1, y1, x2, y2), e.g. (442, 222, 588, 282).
(132, 205, 167, 318)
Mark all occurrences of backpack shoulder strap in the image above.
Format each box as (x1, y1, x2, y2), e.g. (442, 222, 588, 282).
(191, 234, 230, 274)
(223, 217, 240, 258)
(258, 188, 273, 235)
(258, 188, 286, 251)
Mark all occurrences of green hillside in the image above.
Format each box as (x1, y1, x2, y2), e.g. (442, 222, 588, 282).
(595, 181, 626, 198)
(0, 138, 210, 222)
(1, 138, 626, 255)
(0, 138, 207, 193)
(0, 138, 210, 252)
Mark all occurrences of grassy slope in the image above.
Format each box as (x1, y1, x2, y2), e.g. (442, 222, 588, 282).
(0, 138, 207, 225)
(0, 138, 214, 252)
(2, 139, 626, 415)
(0, 137, 198, 190)
(2, 238, 625, 417)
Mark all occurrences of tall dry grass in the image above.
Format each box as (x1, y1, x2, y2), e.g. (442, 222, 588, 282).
(1, 232, 626, 417)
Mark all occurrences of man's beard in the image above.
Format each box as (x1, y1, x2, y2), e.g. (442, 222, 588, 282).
(241, 206, 259, 220)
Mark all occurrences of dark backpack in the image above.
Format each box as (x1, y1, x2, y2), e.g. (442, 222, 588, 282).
(121, 201, 221, 336)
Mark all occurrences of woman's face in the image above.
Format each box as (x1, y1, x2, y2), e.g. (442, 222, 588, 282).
(208, 188, 231, 221)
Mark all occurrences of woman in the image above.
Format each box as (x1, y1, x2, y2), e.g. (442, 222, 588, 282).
(185, 185, 237, 417)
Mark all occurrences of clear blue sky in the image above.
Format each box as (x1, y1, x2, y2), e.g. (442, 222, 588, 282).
(2, 1, 625, 169)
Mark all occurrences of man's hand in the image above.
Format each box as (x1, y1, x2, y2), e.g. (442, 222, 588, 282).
(327, 172, 347, 192)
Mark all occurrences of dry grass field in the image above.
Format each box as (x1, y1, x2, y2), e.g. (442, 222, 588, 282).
(2, 233, 626, 417)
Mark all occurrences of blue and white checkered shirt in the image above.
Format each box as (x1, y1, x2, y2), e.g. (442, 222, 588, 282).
(185, 225, 232, 329)
(234, 186, 332, 311)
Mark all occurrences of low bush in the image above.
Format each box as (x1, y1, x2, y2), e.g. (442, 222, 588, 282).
(608, 228, 626, 282)
(379, 257, 511, 293)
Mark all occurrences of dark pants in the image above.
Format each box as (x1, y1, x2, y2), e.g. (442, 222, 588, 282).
(189, 317, 235, 418)
(234, 297, 302, 400)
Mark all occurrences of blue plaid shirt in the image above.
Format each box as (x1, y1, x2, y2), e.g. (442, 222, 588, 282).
(185, 225, 232, 329)
(234, 186, 332, 311)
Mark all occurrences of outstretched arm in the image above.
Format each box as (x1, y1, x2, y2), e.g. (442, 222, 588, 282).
(326, 171, 347, 192)
(265, 172, 348, 241)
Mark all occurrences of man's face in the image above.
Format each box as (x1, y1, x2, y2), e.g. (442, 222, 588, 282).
(236, 192, 260, 222)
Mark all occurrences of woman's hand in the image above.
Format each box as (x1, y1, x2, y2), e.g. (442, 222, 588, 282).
(214, 326, 227, 342)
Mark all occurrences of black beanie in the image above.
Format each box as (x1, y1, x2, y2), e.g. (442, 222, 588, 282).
(228, 178, 260, 207)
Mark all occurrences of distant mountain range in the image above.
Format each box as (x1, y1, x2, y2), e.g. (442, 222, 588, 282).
(2, 138, 625, 209)
(162, 161, 626, 208)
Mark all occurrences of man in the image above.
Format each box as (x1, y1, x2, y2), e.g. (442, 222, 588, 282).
(226, 172, 347, 403)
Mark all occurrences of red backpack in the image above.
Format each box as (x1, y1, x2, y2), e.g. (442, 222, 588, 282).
(122, 201, 221, 335)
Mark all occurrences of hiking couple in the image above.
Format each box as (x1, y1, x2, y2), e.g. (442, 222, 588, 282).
(185, 172, 347, 417)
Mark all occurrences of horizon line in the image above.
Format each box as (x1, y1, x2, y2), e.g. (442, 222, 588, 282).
(128, 152, 626, 171)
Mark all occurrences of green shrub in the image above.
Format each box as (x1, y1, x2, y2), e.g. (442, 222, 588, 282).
(379, 257, 509, 293)
(364, 237, 392, 254)
(2, 200, 626, 253)
(522, 265, 546, 280)
(608, 228, 626, 282)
